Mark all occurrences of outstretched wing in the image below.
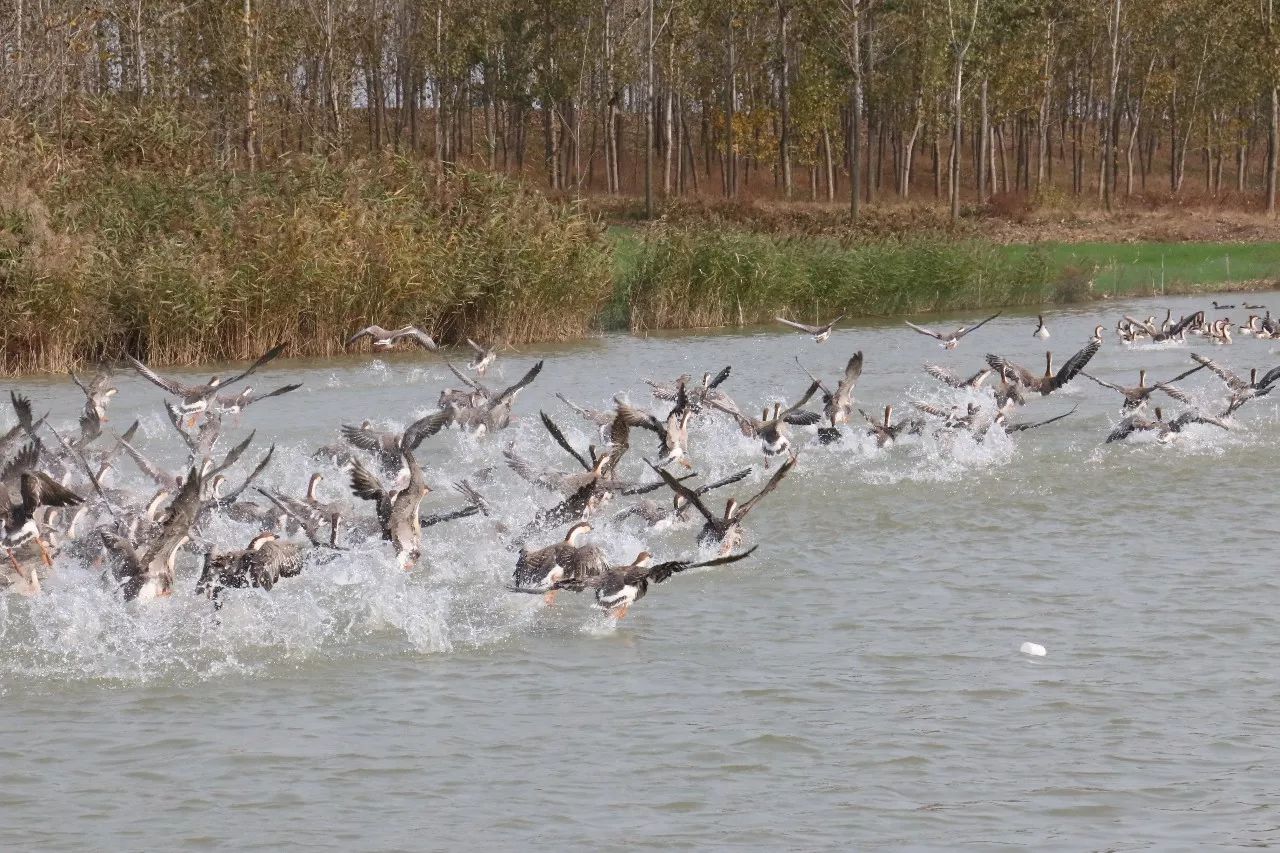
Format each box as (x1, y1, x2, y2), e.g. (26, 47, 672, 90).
(127, 356, 192, 397)
(540, 411, 590, 471)
(492, 360, 544, 407)
(904, 321, 943, 341)
(955, 312, 1001, 338)
(221, 342, 287, 388)
(776, 316, 820, 335)
(348, 458, 386, 502)
(1049, 339, 1102, 391)
(403, 410, 452, 450)
(694, 467, 752, 496)
(1188, 353, 1244, 390)
(638, 545, 760, 585)
(646, 459, 716, 525)
(735, 454, 797, 520)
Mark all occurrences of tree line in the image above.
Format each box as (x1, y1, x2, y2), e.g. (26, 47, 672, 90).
(4, 0, 1278, 218)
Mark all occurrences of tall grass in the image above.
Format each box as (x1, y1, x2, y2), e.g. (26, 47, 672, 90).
(1, 134, 613, 374)
(622, 226, 1063, 331)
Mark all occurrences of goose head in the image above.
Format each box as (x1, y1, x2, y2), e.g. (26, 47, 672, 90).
(723, 498, 739, 520)
(307, 472, 324, 500)
(565, 521, 592, 545)
(249, 531, 279, 551)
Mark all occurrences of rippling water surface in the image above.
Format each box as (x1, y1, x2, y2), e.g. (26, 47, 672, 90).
(3, 293, 1279, 848)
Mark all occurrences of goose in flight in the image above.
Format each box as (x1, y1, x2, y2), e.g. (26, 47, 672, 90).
(985, 339, 1101, 397)
(709, 381, 821, 464)
(776, 315, 844, 343)
(905, 312, 1001, 349)
(796, 352, 863, 426)
(345, 325, 438, 352)
(649, 455, 796, 556)
(1190, 353, 1280, 416)
(465, 338, 497, 375)
(1105, 406, 1229, 444)
(1080, 362, 1205, 412)
(128, 343, 286, 424)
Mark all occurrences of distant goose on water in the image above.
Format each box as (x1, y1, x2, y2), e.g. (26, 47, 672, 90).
(1033, 315, 1050, 339)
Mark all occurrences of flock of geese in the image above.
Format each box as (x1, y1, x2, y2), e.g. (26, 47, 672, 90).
(1, 302, 1277, 620)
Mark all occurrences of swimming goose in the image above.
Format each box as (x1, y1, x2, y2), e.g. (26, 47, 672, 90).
(1213, 301, 1236, 310)
(509, 521, 607, 602)
(905, 312, 1001, 350)
(985, 339, 1101, 397)
(465, 338, 498, 375)
(709, 381, 821, 464)
(923, 364, 992, 390)
(69, 368, 117, 423)
(345, 325, 438, 352)
(649, 455, 796, 556)
(548, 546, 759, 619)
(615, 382, 695, 468)
(1033, 316, 1050, 339)
(1105, 406, 1229, 444)
(776, 315, 844, 343)
(128, 343, 286, 424)
(1080, 363, 1205, 412)
(1244, 302, 1267, 310)
(796, 352, 863, 426)
(1145, 311, 1201, 343)
(100, 467, 203, 600)
(349, 444, 431, 570)
(196, 531, 305, 608)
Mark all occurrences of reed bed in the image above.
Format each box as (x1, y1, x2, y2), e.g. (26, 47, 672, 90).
(1, 145, 613, 374)
(622, 226, 1062, 332)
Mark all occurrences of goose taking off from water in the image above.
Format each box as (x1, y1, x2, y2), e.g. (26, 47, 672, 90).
(775, 315, 844, 343)
(905, 312, 1001, 350)
(128, 342, 286, 424)
(985, 339, 1100, 397)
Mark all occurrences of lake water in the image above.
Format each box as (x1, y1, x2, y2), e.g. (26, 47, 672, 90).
(2, 292, 1279, 848)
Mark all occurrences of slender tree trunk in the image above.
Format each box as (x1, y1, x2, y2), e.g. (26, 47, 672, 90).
(849, 5, 863, 220)
(978, 77, 989, 202)
(645, 0, 654, 216)
(778, 1, 792, 198)
(1103, 0, 1121, 210)
(242, 0, 257, 170)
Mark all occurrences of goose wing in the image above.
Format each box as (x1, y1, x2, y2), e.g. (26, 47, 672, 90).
(1079, 372, 1124, 393)
(446, 361, 486, 392)
(503, 447, 576, 492)
(694, 467, 752, 496)
(1188, 353, 1245, 390)
(127, 356, 197, 397)
(639, 545, 760, 585)
(391, 327, 439, 351)
(465, 337, 488, 356)
(209, 431, 257, 478)
(923, 364, 963, 387)
(221, 342, 287, 388)
(540, 411, 591, 471)
(491, 360, 544, 407)
(219, 445, 276, 505)
(403, 410, 452, 450)
(776, 316, 822, 335)
(1256, 364, 1280, 391)
(120, 438, 171, 486)
(345, 325, 389, 347)
(985, 353, 1038, 388)
(614, 399, 662, 432)
(348, 458, 386, 503)
(954, 312, 1001, 338)
(1048, 340, 1102, 391)
(341, 423, 393, 454)
(646, 460, 716, 525)
(20, 471, 82, 512)
(1106, 415, 1147, 443)
(904, 321, 944, 341)
(734, 454, 796, 521)
(1004, 406, 1078, 433)
(707, 365, 732, 390)
(833, 352, 863, 400)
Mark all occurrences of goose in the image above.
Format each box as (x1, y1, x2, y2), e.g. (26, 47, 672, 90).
(911, 401, 981, 431)
(548, 546, 759, 620)
(989, 405, 1078, 436)
(1190, 353, 1280, 416)
(1, 468, 83, 573)
(509, 521, 607, 603)
(646, 366, 735, 414)
(345, 325, 438, 352)
(796, 351, 863, 426)
(615, 382, 695, 468)
(465, 338, 497, 375)
(451, 360, 545, 435)
(1033, 315, 1050, 338)
(100, 467, 204, 600)
(985, 339, 1101, 396)
(1080, 363, 1205, 412)
(214, 382, 303, 416)
(615, 468, 752, 529)
(69, 368, 118, 423)
(1106, 406, 1229, 444)
(128, 342, 286, 424)
(1212, 301, 1236, 310)
(349, 444, 431, 570)
(649, 455, 796, 556)
(904, 312, 1001, 350)
(709, 381, 821, 465)
(1244, 302, 1267, 310)
(556, 393, 617, 444)
(776, 315, 844, 343)
(1090, 325, 1105, 345)
(1145, 311, 1201, 343)
(860, 405, 917, 448)
(196, 531, 305, 608)
(341, 409, 452, 474)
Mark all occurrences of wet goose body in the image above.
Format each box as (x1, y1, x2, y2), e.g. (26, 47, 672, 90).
(650, 456, 796, 557)
(986, 340, 1101, 397)
(509, 521, 607, 601)
(1106, 406, 1229, 444)
(349, 445, 431, 570)
(1081, 363, 1204, 413)
(556, 546, 758, 619)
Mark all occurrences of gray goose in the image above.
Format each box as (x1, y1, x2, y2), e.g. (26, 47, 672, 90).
(69, 368, 118, 423)
(796, 351, 863, 427)
(196, 531, 305, 608)
(1189, 354, 1280, 416)
(128, 342, 285, 424)
(341, 410, 452, 474)
(905, 312, 1001, 350)
(545, 546, 759, 619)
(776, 315, 844, 343)
(1, 464, 83, 576)
(452, 360, 544, 435)
(508, 521, 607, 603)
(860, 405, 919, 448)
(649, 455, 796, 556)
(349, 444, 431, 570)
(985, 339, 1101, 397)
(214, 382, 303, 416)
(615, 468, 752, 529)
(923, 363, 992, 390)
(1105, 406, 1228, 444)
(1081, 363, 1205, 412)
(345, 325, 438, 352)
(465, 338, 497, 375)
(710, 381, 821, 465)
(615, 382, 695, 468)
(100, 467, 204, 600)
(646, 366, 734, 414)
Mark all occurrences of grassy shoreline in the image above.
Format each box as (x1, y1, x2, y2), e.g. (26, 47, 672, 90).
(3, 145, 1278, 374)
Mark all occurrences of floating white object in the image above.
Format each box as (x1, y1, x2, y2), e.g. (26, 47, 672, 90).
(1020, 642, 1047, 657)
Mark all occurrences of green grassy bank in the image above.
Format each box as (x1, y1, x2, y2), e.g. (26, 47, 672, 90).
(612, 228, 1280, 332)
